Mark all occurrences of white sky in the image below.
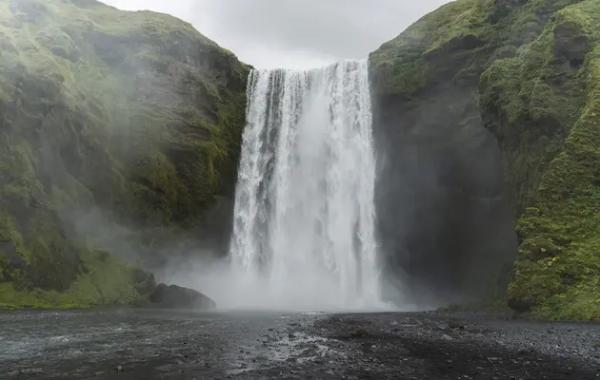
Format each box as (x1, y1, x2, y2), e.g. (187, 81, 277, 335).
(101, 0, 451, 69)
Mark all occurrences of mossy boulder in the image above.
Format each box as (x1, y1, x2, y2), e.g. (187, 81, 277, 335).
(0, 0, 248, 308)
(371, 0, 599, 319)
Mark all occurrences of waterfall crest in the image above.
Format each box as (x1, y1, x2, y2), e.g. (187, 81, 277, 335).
(229, 60, 381, 309)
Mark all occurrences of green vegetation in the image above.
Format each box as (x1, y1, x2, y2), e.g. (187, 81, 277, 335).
(370, 0, 492, 97)
(0, 250, 155, 309)
(370, 0, 584, 99)
(0, 0, 248, 308)
(483, 0, 600, 320)
(3, 0, 596, 317)
(371, 0, 600, 320)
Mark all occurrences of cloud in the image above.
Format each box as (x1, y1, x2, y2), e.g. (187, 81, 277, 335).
(101, 0, 451, 69)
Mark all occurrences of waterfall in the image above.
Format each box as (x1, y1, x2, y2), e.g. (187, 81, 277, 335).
(229, 60, 381, 310)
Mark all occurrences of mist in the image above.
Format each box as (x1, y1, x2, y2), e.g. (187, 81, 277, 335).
(2, 0, 515, 313)
(371, 67, 519, 307)
(64, 0, 515, 312)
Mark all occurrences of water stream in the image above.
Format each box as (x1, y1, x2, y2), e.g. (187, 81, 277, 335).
(229, 60, 381, 309)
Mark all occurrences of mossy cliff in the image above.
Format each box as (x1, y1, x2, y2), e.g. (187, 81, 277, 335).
(370, 0, 599, 319)
(0, 0, 248, 308)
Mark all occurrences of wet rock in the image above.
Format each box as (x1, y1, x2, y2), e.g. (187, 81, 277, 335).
(436, 322, 450, 331)
(350, 329, 369, 338)
(149, 284, 216, 310)
(19, 368, 43, 375)
(449, 321, 466, 330)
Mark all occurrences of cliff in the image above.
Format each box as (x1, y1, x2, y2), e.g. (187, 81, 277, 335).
(370, 0, 599, 319)
(0, 0, 248, 308)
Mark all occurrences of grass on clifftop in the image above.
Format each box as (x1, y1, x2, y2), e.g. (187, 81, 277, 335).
(369, 0, 584, 98)
(370, 0, 492, 97)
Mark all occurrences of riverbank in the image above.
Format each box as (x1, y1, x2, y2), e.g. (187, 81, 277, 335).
(1, 309, 598, 379)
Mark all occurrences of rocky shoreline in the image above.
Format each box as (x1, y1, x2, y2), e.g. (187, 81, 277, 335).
(1, 310, 598, 379)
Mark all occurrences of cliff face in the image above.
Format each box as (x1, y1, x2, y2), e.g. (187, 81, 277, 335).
(370, 0, 599, 319)
(481, 0, 600, 320)
(0, 0, 248, 308)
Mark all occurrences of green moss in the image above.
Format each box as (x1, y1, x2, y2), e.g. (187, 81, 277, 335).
(0, 213, 27, 284)
(23, 210, 81, 291)
(0, 250, 154, 309)
(371, 0, 599, 320)
(370, 0, 499, 97)
(480, 11, 588, 208)
(0, 140, 42, 204)
(0, 0, 248, 226)
(481, 0, 600, 320)
(129, 151, 186, 224)
(0, 0, 248, 308)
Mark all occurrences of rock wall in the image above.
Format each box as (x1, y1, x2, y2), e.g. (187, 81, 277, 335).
(370, 0, 599, 319)
(480, 0, 600, 319)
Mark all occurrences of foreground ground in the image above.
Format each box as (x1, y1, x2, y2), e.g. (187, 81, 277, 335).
(0, 310, 598, 379)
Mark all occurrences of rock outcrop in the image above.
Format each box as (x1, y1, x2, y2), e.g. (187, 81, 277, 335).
(149, 284, 216, 310)
(370, 0, 600, 319)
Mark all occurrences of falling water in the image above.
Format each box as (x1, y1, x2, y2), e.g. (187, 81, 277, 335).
(229, 60, 381, 310)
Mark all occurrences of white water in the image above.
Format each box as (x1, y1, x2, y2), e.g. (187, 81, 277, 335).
(227, 60, 382, 310)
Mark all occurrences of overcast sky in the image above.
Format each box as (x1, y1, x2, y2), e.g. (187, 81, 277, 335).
(101, 0, 451, 69)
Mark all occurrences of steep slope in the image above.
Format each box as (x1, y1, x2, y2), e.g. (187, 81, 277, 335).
(370, 0, 599, 319)
(0, 0, 248, 308)
(480, 0, 600, 319)
(370, 0, 521, 305)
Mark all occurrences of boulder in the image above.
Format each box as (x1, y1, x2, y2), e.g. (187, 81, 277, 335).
(149, 284, 216, 310)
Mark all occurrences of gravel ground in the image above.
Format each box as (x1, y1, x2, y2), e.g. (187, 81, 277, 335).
(0, 310, 598, 379)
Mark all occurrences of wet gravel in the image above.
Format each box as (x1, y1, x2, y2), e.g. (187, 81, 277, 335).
(0, 310, 598, 379)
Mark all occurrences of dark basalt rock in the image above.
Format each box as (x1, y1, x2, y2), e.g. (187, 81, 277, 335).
(370, 0, 600, 320)
(553, 22, 590, 68)
(149, 284, 216, 310)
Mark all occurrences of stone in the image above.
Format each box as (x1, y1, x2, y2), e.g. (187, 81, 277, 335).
(149, 284, 216, 310)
